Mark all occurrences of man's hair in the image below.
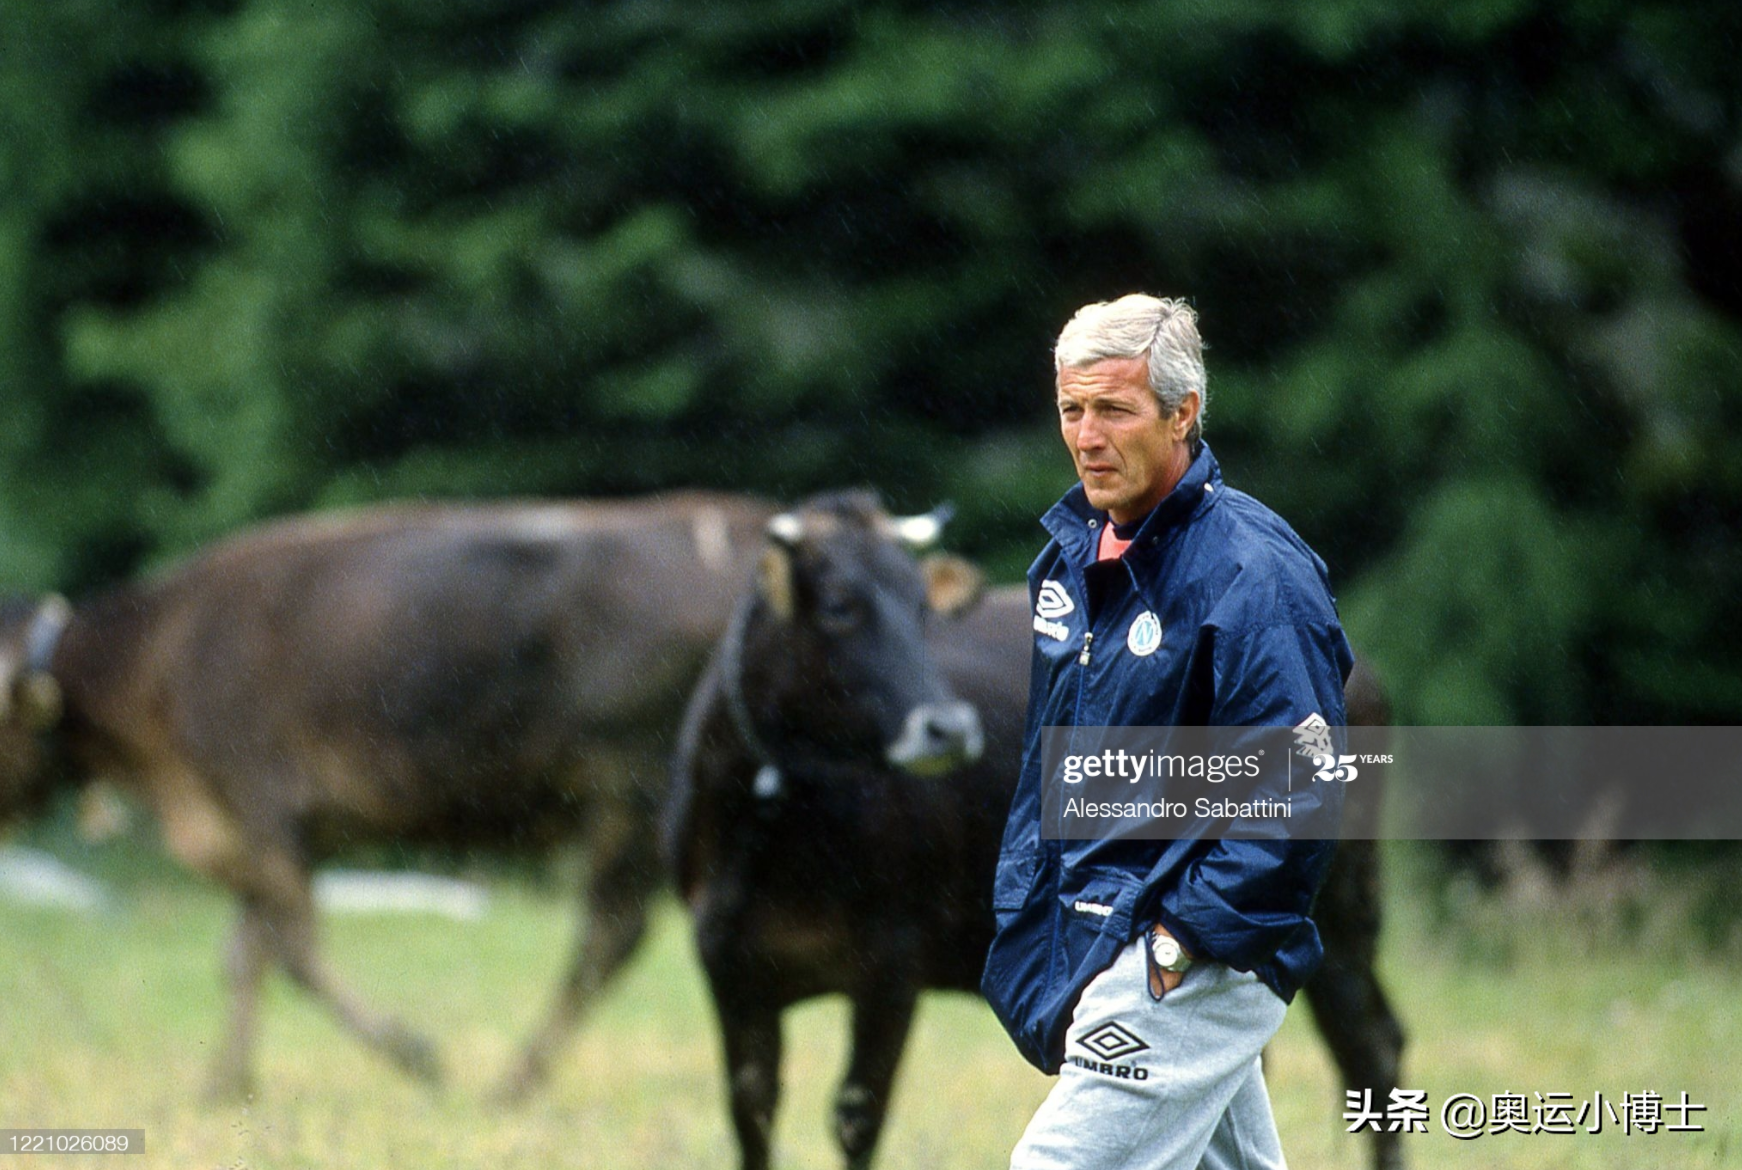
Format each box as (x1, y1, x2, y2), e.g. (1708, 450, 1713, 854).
(1054, 294, 1206, 446)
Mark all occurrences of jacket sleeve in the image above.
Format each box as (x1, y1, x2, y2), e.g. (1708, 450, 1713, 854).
(1155, 619, 1352, 972)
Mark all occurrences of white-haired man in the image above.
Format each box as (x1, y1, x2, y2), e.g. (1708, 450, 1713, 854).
(983, 294, 1353, 1169)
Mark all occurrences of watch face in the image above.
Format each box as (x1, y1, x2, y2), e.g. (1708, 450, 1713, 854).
(1152, 935, 1181, 966)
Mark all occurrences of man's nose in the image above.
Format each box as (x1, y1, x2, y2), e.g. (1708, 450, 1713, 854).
(1075, 415, 1104, 451)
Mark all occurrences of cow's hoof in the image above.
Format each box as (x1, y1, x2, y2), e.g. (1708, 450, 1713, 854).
(834, 1085, 882, 1165)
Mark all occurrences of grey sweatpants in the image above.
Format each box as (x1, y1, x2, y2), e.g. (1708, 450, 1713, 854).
(1010, 938, 1289, 1170)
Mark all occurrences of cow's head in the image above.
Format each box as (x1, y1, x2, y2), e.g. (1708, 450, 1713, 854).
(0, 595, 70, 822)
(741, 492, 985, 776)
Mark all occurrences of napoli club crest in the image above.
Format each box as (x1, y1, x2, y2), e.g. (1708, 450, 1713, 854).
(1127, 611, 1163, 656)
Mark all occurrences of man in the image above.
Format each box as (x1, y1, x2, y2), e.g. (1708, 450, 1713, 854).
(983, 294, 1353, 1169)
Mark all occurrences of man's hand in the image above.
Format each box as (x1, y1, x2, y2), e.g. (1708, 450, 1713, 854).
(1148, 925, 1192, 998)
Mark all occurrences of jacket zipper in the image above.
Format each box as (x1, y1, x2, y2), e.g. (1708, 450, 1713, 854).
(1077, 630, 1094, 667)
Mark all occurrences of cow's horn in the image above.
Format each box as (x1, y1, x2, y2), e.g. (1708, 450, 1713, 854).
(889, 503, 955, 550)
(766, 513, 805, 547)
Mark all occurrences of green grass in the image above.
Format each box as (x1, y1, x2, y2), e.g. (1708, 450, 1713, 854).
(1, 846, 1737, 1169)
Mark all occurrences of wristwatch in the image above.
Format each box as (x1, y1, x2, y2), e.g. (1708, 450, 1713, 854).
(1150, 929, 1193, 974)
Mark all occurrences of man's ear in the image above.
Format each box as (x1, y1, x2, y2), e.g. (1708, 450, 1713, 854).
(1171, 390, 1202, 442)
(757, 545, 797, 621)
(921, 554, 986, 619)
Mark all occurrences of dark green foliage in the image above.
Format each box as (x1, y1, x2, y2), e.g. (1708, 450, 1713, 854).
(3, 0, 1740, 728)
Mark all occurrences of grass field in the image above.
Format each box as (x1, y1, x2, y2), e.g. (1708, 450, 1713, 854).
(1, 844, 1737, 1169)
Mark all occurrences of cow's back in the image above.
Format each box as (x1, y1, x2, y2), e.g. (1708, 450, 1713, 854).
(63, 493, 774, 847)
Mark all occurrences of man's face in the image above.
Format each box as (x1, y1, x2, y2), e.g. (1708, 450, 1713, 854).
(1056, 356, 1197, 525)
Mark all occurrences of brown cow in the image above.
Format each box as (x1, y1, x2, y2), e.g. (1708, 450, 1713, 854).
(0, 492, 788, 1100)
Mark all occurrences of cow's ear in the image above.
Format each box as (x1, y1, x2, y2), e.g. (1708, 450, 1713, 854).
(921, 553, 985, 619)
(758, 545, 797, 621)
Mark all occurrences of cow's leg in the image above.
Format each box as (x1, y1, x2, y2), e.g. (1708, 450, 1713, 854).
(158, 779, 440, 1089)
(497, 803, 660, 1100)
(834, 981, 919, 1170)
(1304, 841, 1406, 1170)
(717, 1000, 784, 1170)
(257, 873, 445, 1086)
(204, 898, 270, 1102)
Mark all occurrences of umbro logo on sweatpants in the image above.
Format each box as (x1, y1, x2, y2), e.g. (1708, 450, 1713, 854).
(1070, 1021, 1151, 1078)
(1081, 1021, 1148, 1060)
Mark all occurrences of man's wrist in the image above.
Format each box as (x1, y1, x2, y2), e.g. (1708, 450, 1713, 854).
(1149, 925, 1194, 973)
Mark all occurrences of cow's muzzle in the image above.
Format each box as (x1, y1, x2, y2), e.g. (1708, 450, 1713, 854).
(885, 701, 984, 776)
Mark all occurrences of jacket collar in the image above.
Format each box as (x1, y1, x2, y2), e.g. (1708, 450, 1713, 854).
(1041, 442, 1223, 568)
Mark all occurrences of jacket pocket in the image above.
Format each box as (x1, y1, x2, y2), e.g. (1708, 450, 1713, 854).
(1058, 866, 1141, 936)
(1055, 868, 1140, 978)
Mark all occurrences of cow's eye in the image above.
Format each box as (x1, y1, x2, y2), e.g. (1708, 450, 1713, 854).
(816, 595, 864, 634)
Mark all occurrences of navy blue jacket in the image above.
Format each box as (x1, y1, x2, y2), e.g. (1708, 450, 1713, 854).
(982, 444, 1354, 1073)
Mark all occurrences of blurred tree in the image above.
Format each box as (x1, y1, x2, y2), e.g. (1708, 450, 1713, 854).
(0, 0, 215, 588)
(5, 0, 1740, 729)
